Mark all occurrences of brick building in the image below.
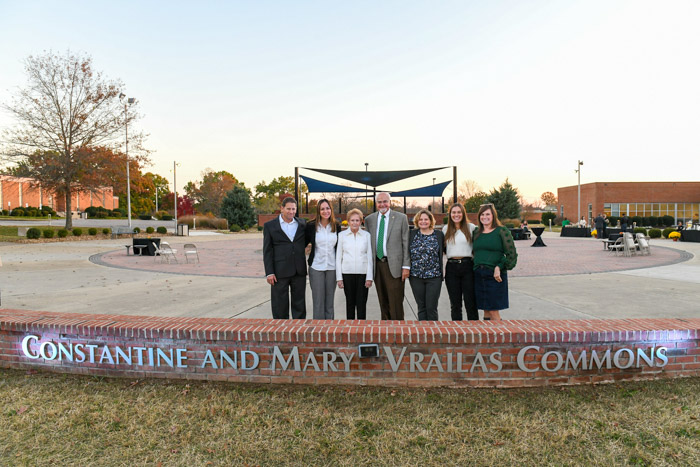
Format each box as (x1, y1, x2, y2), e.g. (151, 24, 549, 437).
(0, 175, 118, 215)
(558, 182, 700, 225)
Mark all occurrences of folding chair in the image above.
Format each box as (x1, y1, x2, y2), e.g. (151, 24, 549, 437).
(184, 243, 200, 263)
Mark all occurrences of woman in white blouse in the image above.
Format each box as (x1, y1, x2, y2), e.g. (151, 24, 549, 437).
(305, 199, 340, 319)
(442, 203, 479, 320)
(335, 209, 373, 320)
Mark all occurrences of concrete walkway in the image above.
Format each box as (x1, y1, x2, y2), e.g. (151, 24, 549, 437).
(1, 231, 699, 321)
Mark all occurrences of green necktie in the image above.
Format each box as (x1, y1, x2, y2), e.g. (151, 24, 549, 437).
(377, 215, 385, 259)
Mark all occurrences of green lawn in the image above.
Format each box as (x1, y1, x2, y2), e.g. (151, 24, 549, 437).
(1, 369, 697, 465)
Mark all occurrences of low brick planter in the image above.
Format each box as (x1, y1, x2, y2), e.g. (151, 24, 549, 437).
(1, 309, 698, 388)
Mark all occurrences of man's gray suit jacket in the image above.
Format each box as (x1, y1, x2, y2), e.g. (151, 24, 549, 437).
(365, 210, 410, 279)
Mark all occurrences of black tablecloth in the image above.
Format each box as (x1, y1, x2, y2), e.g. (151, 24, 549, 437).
(530, 227, 546, 247)
(560, 227, 591, 238)
(509, 228, 524, 240)
(681, 230, 700, 243)
(133, 238, 161, 256)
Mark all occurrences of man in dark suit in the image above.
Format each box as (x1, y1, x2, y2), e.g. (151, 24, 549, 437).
(263, 197, 307, 319)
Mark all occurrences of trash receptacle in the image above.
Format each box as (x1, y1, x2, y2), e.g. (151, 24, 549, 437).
(177, 224, 189, 236)
(81, 212, 88, 219)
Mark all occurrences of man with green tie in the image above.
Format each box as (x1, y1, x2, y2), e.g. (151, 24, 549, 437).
(365, 192, 410, 320)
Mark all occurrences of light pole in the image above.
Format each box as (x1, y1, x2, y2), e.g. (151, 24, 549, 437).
(173, 161, 180, 233)
(576, 160, 584, 223)
(364, 163, 369, 211)
(120, 94, 136, 228)
(432, 177, 436, 212)
(155, 185, 161, 213)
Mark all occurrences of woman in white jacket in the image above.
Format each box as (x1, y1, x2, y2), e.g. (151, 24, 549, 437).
(336, 209, 373, 320)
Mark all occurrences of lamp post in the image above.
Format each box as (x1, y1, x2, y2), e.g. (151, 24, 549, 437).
(173, 161, 180, 233)
(576, 160, 584, 223)
(432, 177, 436, 212)
(364, 163, 369, 211)
(155, 185, 161, 213)
(119, 94, 136, 228)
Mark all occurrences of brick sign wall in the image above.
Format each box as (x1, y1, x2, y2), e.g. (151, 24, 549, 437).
(1, 309, 698, 388)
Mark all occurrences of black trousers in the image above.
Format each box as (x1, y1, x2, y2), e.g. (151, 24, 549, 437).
(271, 274, 306, 319)
(342, 274, 368, 320)
(409, 276, 442, 321)
(444, 259, 479, 321)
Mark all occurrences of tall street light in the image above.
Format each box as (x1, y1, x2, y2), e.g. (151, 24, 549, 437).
(576, 160, 584, 223)
(173, 161, 181, 233)
(120, 94, 135, 228)
(364, 163, 369, 210)
(432, 177, 436, 212)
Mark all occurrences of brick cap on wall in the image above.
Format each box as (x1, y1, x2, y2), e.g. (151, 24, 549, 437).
(1, 309, 698, 345)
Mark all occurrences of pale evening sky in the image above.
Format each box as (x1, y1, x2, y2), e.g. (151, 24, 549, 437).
(1, 0, 698, 203)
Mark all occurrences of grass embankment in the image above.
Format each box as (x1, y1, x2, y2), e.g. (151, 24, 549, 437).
(1, 369, 698, 465)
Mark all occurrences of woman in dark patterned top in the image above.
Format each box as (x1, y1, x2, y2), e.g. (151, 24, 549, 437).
(408, 209, 444, 321)
(473, 204, 517, 321)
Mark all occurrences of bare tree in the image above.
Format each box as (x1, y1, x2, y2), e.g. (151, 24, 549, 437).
(1, 51, 147, 228)
(458, 180, 482, 204)
(541, 191, 558, 208)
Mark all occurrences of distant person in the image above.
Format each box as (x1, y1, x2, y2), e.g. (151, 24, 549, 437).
(602, 214, 609, 238)
(521, 220, 529, 232)
(561, 218, 570, 227)
(677, 220, 684, 231)
(335, 209, 373, 320)
(408, 210, 444, 321)
(365, 192, 410, 320)
(621, 214, 630, 232)
(443, 203, 478, 321)
(473, 204, 518, 321)
(263, 197, 307, 319)
(305, 199, 340, 320)
(579, 216, 587, 227)
(594, 213, 605, 238)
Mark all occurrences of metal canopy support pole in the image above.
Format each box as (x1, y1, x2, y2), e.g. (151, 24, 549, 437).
(403, 196, 407, 213)
(373, 188, 377, 213)
(453, 166, 457, 205)
(442, 197, 445, 213)
(294, 167, 299, 203)
(305, 193, 309, 214)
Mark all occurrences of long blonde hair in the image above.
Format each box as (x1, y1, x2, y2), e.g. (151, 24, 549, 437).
(445, 203, 472, 244)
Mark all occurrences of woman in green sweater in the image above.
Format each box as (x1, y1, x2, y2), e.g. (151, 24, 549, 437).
(472, 204, 517, 320)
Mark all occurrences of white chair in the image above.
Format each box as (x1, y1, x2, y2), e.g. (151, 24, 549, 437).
(154, 241, 178, 264)
(623, 232, 637, 257)
(636, 233, 651, 255)
(184, 243, 199, 263)
(609, 236, 624, 256)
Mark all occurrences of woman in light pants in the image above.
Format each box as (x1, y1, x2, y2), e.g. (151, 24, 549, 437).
(305, 199, 340, 319)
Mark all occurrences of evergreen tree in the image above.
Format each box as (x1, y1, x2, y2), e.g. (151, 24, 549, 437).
(486, 179, 521, 219)
(221, 184, 256, 228)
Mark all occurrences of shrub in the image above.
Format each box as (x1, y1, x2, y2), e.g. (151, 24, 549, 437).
(43, 229, 55, 238)
(84, 206, 98, 217)
(109, 211, 121, 218)
(608, 216, 620, 228)
(88, 228, 98, 236)
(230, 224, 241, 232)
(155, 210, 169, 220)
(257, 225, 263, 231)
(648, 228, 662, 239)
(1, 209, 7, 216)
(633, 227, 648, 236)
(72, 228, 83, 236)
(102, 228, 110, 235)
(443, 216, 448, 224)
(41, 206, 57, 216)
(26, 227, 42, 239)
(156, 226, 167, 234)
(11, 208, 25, 217)
(221, 185, 257, 228)
(162, 215, 173, 221)
(133, 227, 141, 234)
(178, 215, 227, 230)
(662, 227, 675, 239)
(502, 218, 520, 228)
(504, 222, 515, 229)
(243, 224, 250, 231)
(146, 226, 155, 234)
(661, 215, 675, 227)
(139, 214, 152, 220)
(95, 210, 108, 218)
(632, 216, 643, 227)
(648, 216, 659, 227)
(57, 229, 68, 238)
(541, 212, 556, 225)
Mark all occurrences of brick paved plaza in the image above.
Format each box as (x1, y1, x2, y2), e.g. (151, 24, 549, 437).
(1, 231, 699, 321)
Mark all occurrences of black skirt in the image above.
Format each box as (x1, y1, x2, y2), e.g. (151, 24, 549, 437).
(474, 266, 509, 311)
